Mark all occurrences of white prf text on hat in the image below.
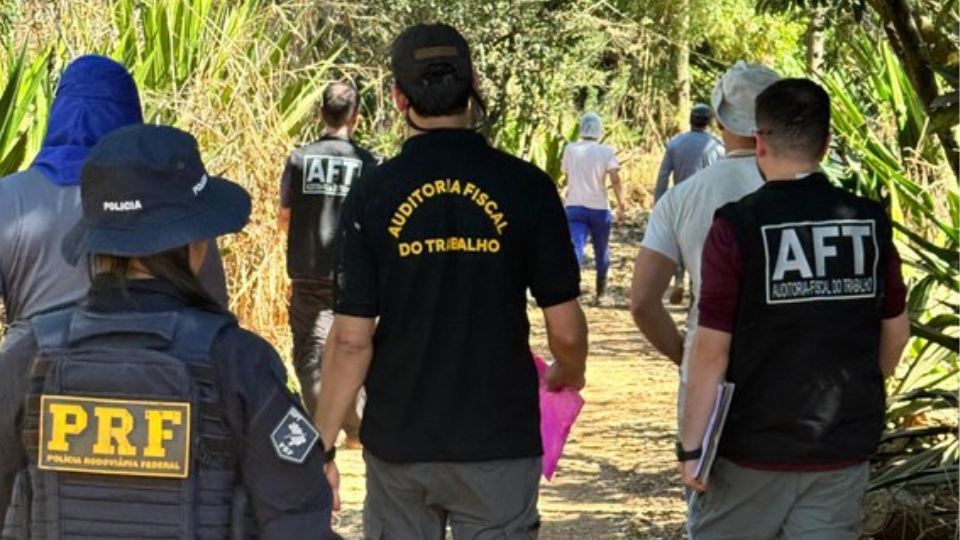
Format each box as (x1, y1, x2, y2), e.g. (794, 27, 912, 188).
(711, 61, 781, 137)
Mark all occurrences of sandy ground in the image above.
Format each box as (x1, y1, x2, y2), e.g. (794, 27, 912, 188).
(328, 221, 691, 539)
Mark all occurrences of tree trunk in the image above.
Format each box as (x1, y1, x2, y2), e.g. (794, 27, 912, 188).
(671, 0, 690, 133)
(867, 0, 960, 181)
(805, 7, 828, 76)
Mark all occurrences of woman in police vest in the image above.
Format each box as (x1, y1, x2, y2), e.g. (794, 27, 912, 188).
(0, 124, 340, 540)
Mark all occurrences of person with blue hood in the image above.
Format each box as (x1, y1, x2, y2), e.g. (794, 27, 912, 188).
(0, 55, 227, 354)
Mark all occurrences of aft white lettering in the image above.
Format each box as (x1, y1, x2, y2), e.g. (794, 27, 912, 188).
(772, 224, 872, 280)
(772, 229, 813, 279)
(763, 219, 879, 304)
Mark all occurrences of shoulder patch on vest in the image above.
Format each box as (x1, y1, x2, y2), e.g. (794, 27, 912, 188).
(270, 407, 319, 464)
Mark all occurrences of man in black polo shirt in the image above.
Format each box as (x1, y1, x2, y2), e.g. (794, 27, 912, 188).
(680, 79, 910, 539)
(314, 23, 588, 539)
(278, 81, 377, 440)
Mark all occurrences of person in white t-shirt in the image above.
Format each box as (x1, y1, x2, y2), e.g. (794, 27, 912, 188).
(562, 112, 625, 303)
(629, 61, 780, 424)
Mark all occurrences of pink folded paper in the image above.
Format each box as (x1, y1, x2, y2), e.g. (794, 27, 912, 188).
(533, 354, 585, 480)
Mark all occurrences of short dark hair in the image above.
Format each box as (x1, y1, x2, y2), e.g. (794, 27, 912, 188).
(321, 82, 359, 128)
(755, 78, 831, 161)
(391, 23, 473, 117)
(690, 104, 712, 129)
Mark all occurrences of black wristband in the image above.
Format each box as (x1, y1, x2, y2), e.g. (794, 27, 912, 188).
(675, 441, 702, 462)
(323, 445, 336, 464)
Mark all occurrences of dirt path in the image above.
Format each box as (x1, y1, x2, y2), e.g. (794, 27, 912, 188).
(330, 223, 689, 539)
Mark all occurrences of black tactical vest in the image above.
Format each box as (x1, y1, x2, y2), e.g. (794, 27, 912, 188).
(14, 307, 243, 540)
(716, 174, 889, 464)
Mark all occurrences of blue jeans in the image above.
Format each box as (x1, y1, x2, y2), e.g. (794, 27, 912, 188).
(565, 206, 612, 282)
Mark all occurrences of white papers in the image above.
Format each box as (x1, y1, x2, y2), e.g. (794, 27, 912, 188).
(695, 382, 735, 480)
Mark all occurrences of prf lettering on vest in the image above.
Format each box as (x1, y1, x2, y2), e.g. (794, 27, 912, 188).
(302, 155, 364, 197)
(762, 219, 879, 304)
(39, 395, 191, 479)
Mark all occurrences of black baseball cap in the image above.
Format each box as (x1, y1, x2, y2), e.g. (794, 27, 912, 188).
(691, 103, 713, 121)
(62, 124, 251, 265)
(391, 23, 473, 96)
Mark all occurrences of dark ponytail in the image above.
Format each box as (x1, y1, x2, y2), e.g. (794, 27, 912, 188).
(89, 246, 224, 314)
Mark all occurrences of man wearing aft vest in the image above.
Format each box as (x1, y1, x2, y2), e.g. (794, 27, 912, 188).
(679, 78, 910, 540)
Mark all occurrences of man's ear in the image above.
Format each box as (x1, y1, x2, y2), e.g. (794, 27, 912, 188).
(391, 84, 409, 112)
(754, 132, 768, 159)
(818, 133, 831, 161)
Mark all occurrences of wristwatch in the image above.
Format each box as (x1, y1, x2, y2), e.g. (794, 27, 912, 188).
(323, 445, 337, 464)
(675, 441, 702, 462)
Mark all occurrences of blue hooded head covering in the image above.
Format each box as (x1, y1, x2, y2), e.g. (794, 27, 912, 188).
(31, 55, 143, 187)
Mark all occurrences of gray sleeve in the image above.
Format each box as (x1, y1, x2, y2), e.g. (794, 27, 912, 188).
(0, 332, 35, 522)
(0, 183, 5, 301)
(654, 148, 673, 202)
(1, 272, 6, 330)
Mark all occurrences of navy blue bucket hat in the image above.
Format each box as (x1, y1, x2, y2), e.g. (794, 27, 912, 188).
(62, 124, 251, 264)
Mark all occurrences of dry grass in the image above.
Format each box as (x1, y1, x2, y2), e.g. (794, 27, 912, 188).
(5, 1, 315, 357)
(5, 0, 669, 361)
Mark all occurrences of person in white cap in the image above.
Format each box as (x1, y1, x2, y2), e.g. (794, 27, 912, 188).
(630, 61, 780, 429)
(561, 112, 625, 303)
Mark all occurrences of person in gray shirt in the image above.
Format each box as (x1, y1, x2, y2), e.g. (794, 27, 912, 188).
(0, 55, 227, 354)
(652, 104, 723, 303)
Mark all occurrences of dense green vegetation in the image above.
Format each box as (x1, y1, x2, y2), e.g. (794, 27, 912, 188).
(0, 1, 956, 535)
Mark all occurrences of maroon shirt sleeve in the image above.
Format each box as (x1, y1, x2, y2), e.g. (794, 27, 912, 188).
(698, 216, 741, 333)
(882, 243, 907, 318)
